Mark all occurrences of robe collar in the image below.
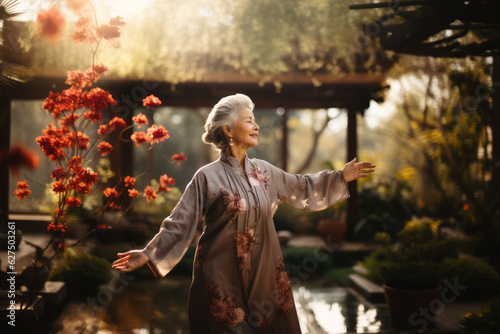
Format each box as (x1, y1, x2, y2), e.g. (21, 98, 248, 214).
(219, 151, 252, 174)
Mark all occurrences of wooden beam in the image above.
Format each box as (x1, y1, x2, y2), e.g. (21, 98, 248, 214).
(9, 76, 382, 111)
(0, 98, 11, 228)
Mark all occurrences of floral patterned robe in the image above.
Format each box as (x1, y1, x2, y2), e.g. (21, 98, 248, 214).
(144, 151, 350, 333)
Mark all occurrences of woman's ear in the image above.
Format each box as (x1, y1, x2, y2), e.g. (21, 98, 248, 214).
(222, 125, 232, 137)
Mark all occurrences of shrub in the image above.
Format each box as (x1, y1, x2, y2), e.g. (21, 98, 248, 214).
(442, 258, 500, 300)
(459, 295, 500, 334)
(355, 181, 420, 241)
(281, 246, 332, 279)
(358, 217, 458, 290)
(48, 247, 112, 296)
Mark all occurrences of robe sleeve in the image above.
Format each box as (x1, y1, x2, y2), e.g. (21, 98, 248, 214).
(265, 161, 350, 211)
(142, 170, 207, 279)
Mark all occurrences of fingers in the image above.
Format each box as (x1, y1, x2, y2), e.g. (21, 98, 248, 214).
(112, 254, 130, 271)
(112, 256, 129, 266)
(356, 161, 376, 173)
(356, 161, 376, 168)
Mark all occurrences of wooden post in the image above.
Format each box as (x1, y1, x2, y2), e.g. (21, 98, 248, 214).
(490, 57, 500, 228)
(279, 107, 289, 171)
(346, 105, 359, 239)
(0, 98, 11, 227)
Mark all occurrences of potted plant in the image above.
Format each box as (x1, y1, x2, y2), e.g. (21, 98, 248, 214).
(359, 217, 458, 329)
(314, 202, 346, 244)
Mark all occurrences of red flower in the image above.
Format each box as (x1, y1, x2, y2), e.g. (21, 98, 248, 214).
(13, 188, 31, 200)
(37, 7, 66, 41)
(42, 88, 83, 118)
(131, 132, 148, 146)
(160, 174, 175, 185)
(54, 208, 65, 217)
(58, 243, 67, 249)
(98, 141, 113, 156)
(36, 135, 65, 161)
(63, 87, 85, 112)
(69, 168, 97, 194)
(51, 167, 67, 181)
(128, 188, 139, 198)
(92, 64, 109, 75)
(52, 181, 67, 193)
(16, 181, 30, 189)
(82, 110, 102, 123)
(463, 204, 469, 211)
(124, 176, 136, 187)
(97, 224, 107, 230)
(132, 113, 148, 128)
(108, 202, 123, 210)
(84, 87, 117, 113)
(47, 222, 68, 233)
(172, 152, 187, 166)
(143, 95, 161, 109)
(96, 24, 120, 40)
(65, 70, 87, 90)
(82, 65, 109, 86)
(68, 131, 90, 150)
(109, 117, 126, 130)
(157, 184, 171, 193)
(61, 113, 79, 125)
(147, 124, 169, 145)
(144, 186, 157, 202)
(67, 156, 83, 173)
(98, 124, 113, 135)
(109, 16, 126, 27)
(104, 187, 119, 198)
(77, 168, 98, 184)
(65, 197, 81, 207)
(1, 142, 40, 178)
(70, 181, 91, 194)
(71, 26, 92, 45)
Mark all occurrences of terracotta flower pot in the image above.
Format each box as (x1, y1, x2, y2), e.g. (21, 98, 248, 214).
(317, 219, 346, 244)
(19, 265, 50, 290)
(383, 284, 442, 329)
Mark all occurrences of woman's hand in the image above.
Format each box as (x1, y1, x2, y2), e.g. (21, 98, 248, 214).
(112, 250, 149, 272)
(342, 158, 376, 182)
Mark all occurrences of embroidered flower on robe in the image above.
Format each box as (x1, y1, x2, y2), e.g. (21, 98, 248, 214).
(207, 283, 245, 328)
(235, 230, 256, 272)
(249, 166, 270, 190)
(275, 256, 294, 316)
(215, 186, 247, 224)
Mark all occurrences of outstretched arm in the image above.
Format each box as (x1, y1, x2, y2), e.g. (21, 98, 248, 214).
(342, 158, 376, 182)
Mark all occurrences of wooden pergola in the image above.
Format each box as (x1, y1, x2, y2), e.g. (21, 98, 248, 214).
(1, 71, 387, 236)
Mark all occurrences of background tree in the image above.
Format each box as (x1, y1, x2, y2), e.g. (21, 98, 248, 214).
(377, 55, 498, 233)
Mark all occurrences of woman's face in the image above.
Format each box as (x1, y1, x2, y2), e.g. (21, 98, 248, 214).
(230, 108, 260, 148)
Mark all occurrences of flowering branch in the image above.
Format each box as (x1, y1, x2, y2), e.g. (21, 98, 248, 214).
(13, 2, 188, 280)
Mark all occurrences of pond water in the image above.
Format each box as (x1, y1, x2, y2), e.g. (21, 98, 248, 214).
(97, 276, 390, 334)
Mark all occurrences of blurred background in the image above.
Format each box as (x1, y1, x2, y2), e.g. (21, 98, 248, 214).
(1, 0, 499, 333)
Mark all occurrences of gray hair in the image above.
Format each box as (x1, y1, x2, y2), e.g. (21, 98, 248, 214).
(202, 93, 254, 151)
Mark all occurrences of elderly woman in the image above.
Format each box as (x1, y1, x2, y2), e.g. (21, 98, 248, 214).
(112, 93, 376, 334)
